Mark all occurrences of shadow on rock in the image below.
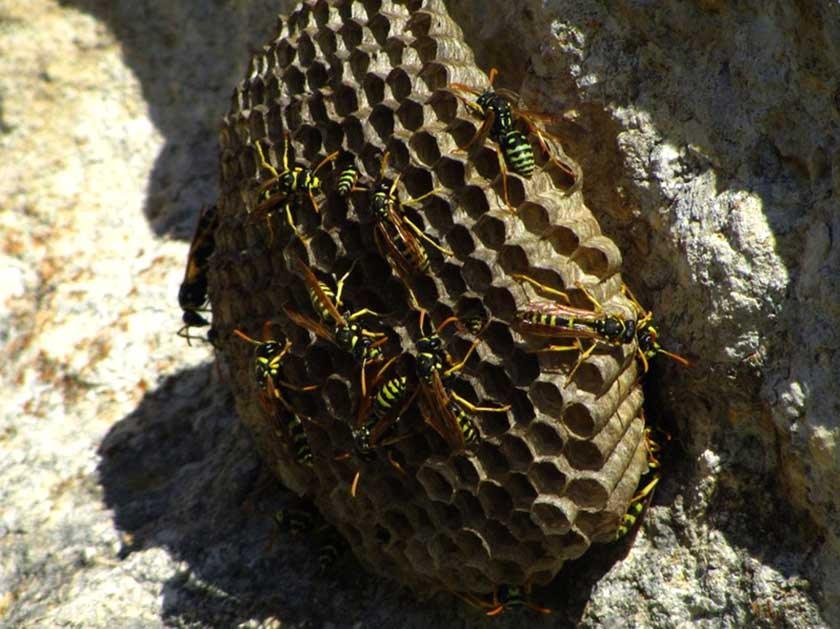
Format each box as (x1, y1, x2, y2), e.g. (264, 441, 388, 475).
(58, 0, 297, 238)
(96, 362, 469, 627)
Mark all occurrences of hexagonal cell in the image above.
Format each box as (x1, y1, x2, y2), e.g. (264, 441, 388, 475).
(396, 98, 424, 131)
(272, 40, 297, 69)
(477, 480, 514, 520)
(297, 34, 317, 66)
(332, 83, 360, 116)
(518, 202, 550, 234)
(499, 433, 533, 471)
(369, 103, 396, 140)
(416, 464, 455, 503)
(566, 477, 610, 510)
(306, 62, 329, 90)
(363, 72, 387, 107)
(504, 473, 538, 509)
(528, 379, 566, 417)
(529, 459, 568, 495)
(531, 498, 573, 535)
(385, 66, 413, 100)
(476, 362, 513, 401)
(340, 19, 364, 51)
(461, 256, 492, 292)
(434, 156, 466, 189)
(527, 421, 565, 457)
(283, 65, 307, 95)
(453, 528, 491, 561)
(473, 214, 506, 250)
(452, 489, 484, 526)
(408, 130, 440, 166)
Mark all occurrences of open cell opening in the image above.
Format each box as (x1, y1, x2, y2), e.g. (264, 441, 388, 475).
(386, 67, 413, 101)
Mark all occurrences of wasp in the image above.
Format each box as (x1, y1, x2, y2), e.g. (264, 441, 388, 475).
(343, 354, 419, 497)
(616, 426, 663, 540)
(283, 258, 387, 366)
(368, 151, 452, 279)
(273, 504, 316, 538)
(513, 275, 690, 382)
(414, 310, 510, 452)
(177, 204, 218, 345)
(335, 160, 362, 197)
(449, 68, 578, 210)
(250, 134, 338, 241)
(454, 584, 552, 616)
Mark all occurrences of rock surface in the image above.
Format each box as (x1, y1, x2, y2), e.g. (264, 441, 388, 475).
(0, 0, 834, 627)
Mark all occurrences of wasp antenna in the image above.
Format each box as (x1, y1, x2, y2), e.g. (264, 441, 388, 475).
(233, 328, 261, 345)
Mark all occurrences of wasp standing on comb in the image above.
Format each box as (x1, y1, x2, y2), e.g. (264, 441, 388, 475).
(449, 68, 579, 210)
(178, 204, 218, 345)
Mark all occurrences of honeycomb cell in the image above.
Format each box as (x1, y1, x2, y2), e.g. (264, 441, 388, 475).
(273, 40, 297, 69)
(396, 98, 424, 130)
(452, 456, 481, 489)
(298, 34, 317, 66)
(461, 257, 492, 292)
(369, 103, 395, 140)
(528, 379, 566, 417)
(306, 62, 329, 90)
(283, 65, 307, 95)
(564, 402, 597, 439)
(530, 460, 568, 494)
(408, 130, 440, 166)
(386, 66, 413, 100)
(566, 477, 610, 510)
(477, 480, 514, 520)
(473, 214, 506, 250)
(340, 20, 364, 51)
(531, 498, 574, 535)
(499, 434, 533, 471)
(417, 464, 455, 503)
(528, 421, 566, 457)
(434, 156, 466, 188)
(438, 263, 467, 298)
(453, 490, 484, 526)
(454, 528, 491, 561)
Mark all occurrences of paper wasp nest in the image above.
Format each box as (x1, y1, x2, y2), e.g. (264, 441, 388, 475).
(211, 0, 648, 595)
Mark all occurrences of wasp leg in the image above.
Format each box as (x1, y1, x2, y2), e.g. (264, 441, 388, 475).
(401, 214, 454, 256)
(510, 273, 571, 304)
(450, 391, 511, 413)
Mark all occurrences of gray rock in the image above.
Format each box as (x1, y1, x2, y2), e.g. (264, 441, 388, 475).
(0, 0, 834, 627)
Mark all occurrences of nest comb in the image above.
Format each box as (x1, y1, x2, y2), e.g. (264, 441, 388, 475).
(210, 0, 649, 596)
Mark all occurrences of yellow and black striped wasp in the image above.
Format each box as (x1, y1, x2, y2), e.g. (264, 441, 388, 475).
(367, 151, 452, 279)
(271, 503, 346, 573)
(413, 309, 510, 452)
(283, 258, 387, 366)
(249, 133, 338, 241)
(335, 158, 362, 197)
(233, 323, 318, 467)
(177, 204, 218, 345)
(512, 274, 690, 383)
(616, 425, 665, 540)
(343, 353, 419, 497)
(449, 68, 578, 210)
(454, 584, 552, 617)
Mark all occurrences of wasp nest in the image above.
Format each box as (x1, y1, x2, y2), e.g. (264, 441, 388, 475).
(210, 0, 648, 596)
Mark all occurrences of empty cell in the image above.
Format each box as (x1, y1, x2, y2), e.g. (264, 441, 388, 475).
(297, 34, 316, 66)
(401, 164, 432, 196)
(483, 285, 517, 321)
(530, 460, 568, 494)
(461, 257, 492, 292)
(438, 262, 467, 296)
(508, 349, 540, 386)
(477, 481, 514, 520)
(427, 91, 459, 124)
(457, 184, 489, 219)
(323, 374, 352, 422)
(422, 195, 453, 233)
(306, 62, 329, 90)
(473, 214, 506, 250)
(340, 20, 364, 50)
(369, 104, 395, 140)
(296, 126, 324, 161)
(453, 456, 481, 488)
(531, 499, 573, 534)
(480, 320, 513, 357)
(322, 121, 345, 153)
(405, 8, 432, 36)
(429, 533, 459, 564)
(283, 65, 306, 95)
(409, 273, 440, 308)
(543, 224, 581, 256)
(306, 93, 329, 123)
(505, 473, 538, 508)
(500, 434, 533, 470)
(333, 83, 359, 116)
(367, 12, 391, 44)
(566, 359, 608, 394)
(409, 131, 441, 166)
(477, 362, 512, 400)
(341, 117, 366, 153)
(472, 145, 502, 180)
(453, 489, 484, 524)
(481, 519, 518, 550)
(396, 99, 424, 131)
(273, 40, 297, 68)
(283, 99, 303, 131)
(444, 224, 474, 258)
(386, 67, 413, 101)
(528, 380, 565, 417)
(475, 441, 509, 476)
(383, 509, 414, 538)
(566, 477, 610, 510)
(564, 402, 597, 438)
(434, 156, 466, 189)
(528, 421, 566, 456)
(518, 202, 550, 234)
(572, 245, 612, 280)
(492, 174, 526, 208)
(454, 528, 491, 560)
(385, 37, 406, 67)
(498, 244, 531, 275)
(363, 72, 387, 106)
(417, 465, 455, 503)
